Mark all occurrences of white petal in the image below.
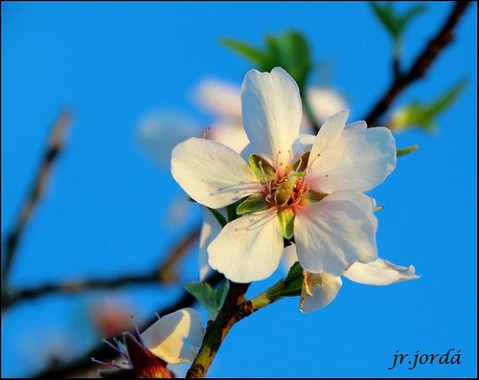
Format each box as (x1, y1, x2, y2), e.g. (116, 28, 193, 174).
(294, 191, 378, 276)
(281, 244, 299, 273)
(192, 78, 242, 120)
(308, 110, 349, 167)
(241, 67, 302, 167)
(208, 209, 283, 283)
(299, 120, 365, 163)
(208, 120, 250, 154)
(309, 125, 397, 193)
(346, 120, 367, 132)
(137, 111, 200, 168)
(300, 272, 342, 313)
(298, 133, 316, 149)
(171, 137, 261, 209)
(141, 308, 205, 364)
(306, 87, 348, 122)
(344, 258, 420, 285)
(198, 206, 226, 281)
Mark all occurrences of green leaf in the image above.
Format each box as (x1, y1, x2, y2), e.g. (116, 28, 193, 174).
(397, 144, 419, 157)
(236, 194, 269, 216)
(219, 38, 265, 64)
(248, 154, 276, 184)
(184, 282, 212, 309)
(424, 79, 467, 120)
(220, 30, 312, 91)
(215, 280, 229, 307)
(398, 4, 427, 31)
(370, 2, 427, 42)
(277, 208, 295, 239)
(263, 31, 311, 89)
(184, 281, 229, 321)
(370, 2, 400, 39)
(391, 79, 467, 132)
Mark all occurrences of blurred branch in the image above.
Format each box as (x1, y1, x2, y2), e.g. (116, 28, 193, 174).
(32, 271, 224, 378)
(2, 108, 73, 283)
(2, 225, 201, 310)
(365, 1, 471, 127)
(157, 225, 201, 283)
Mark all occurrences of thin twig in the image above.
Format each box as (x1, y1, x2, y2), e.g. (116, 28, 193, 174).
(365, 1, 471, 127)
(2, 109, 73, 281)
(2, 225, 201, 310)
(3, 273, 156, 310)
(32, 272, 224, 378)
(157, 225, 201, 283)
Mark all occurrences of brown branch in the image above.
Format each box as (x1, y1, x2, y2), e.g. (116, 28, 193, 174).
(2, 225, 201, 310)
(32, 271, 224, 378)
(365, 1, 471, 127)
(186, 282, 250, 378)
(2, 108, 73, 281)
(2, 272, 157, 310)
(185, 263, 303, 378)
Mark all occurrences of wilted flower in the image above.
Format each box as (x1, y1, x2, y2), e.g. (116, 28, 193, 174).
(94, 308, 204, 378)
(172, 67, 396, 284)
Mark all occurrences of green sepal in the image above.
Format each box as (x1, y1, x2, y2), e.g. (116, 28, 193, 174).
(277, 208, 295, 239)
(281, 261, 304, 297)
(236, 194, 269, 216)
(207, 207, 227, 228)
(226, 203, 238, 223)
(248, 154, 276, 184)
(302, 190, 328, 206)
(397, 144, 419, 157)
(184, 280, 229, 321)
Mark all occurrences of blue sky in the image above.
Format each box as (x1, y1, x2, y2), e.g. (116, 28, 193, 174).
(2, 2, 477, 377)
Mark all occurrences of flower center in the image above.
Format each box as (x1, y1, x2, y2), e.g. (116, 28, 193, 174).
(265, 173, 309, 208)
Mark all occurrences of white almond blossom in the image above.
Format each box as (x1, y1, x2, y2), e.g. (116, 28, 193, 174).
(141, 308, 204, 364)
(306, 87, 348, 124)
(193, 77, 348, 154)
(137, 110, 201, 169)
(95, 308, 204, 377)
(172, 67, 397, 283)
